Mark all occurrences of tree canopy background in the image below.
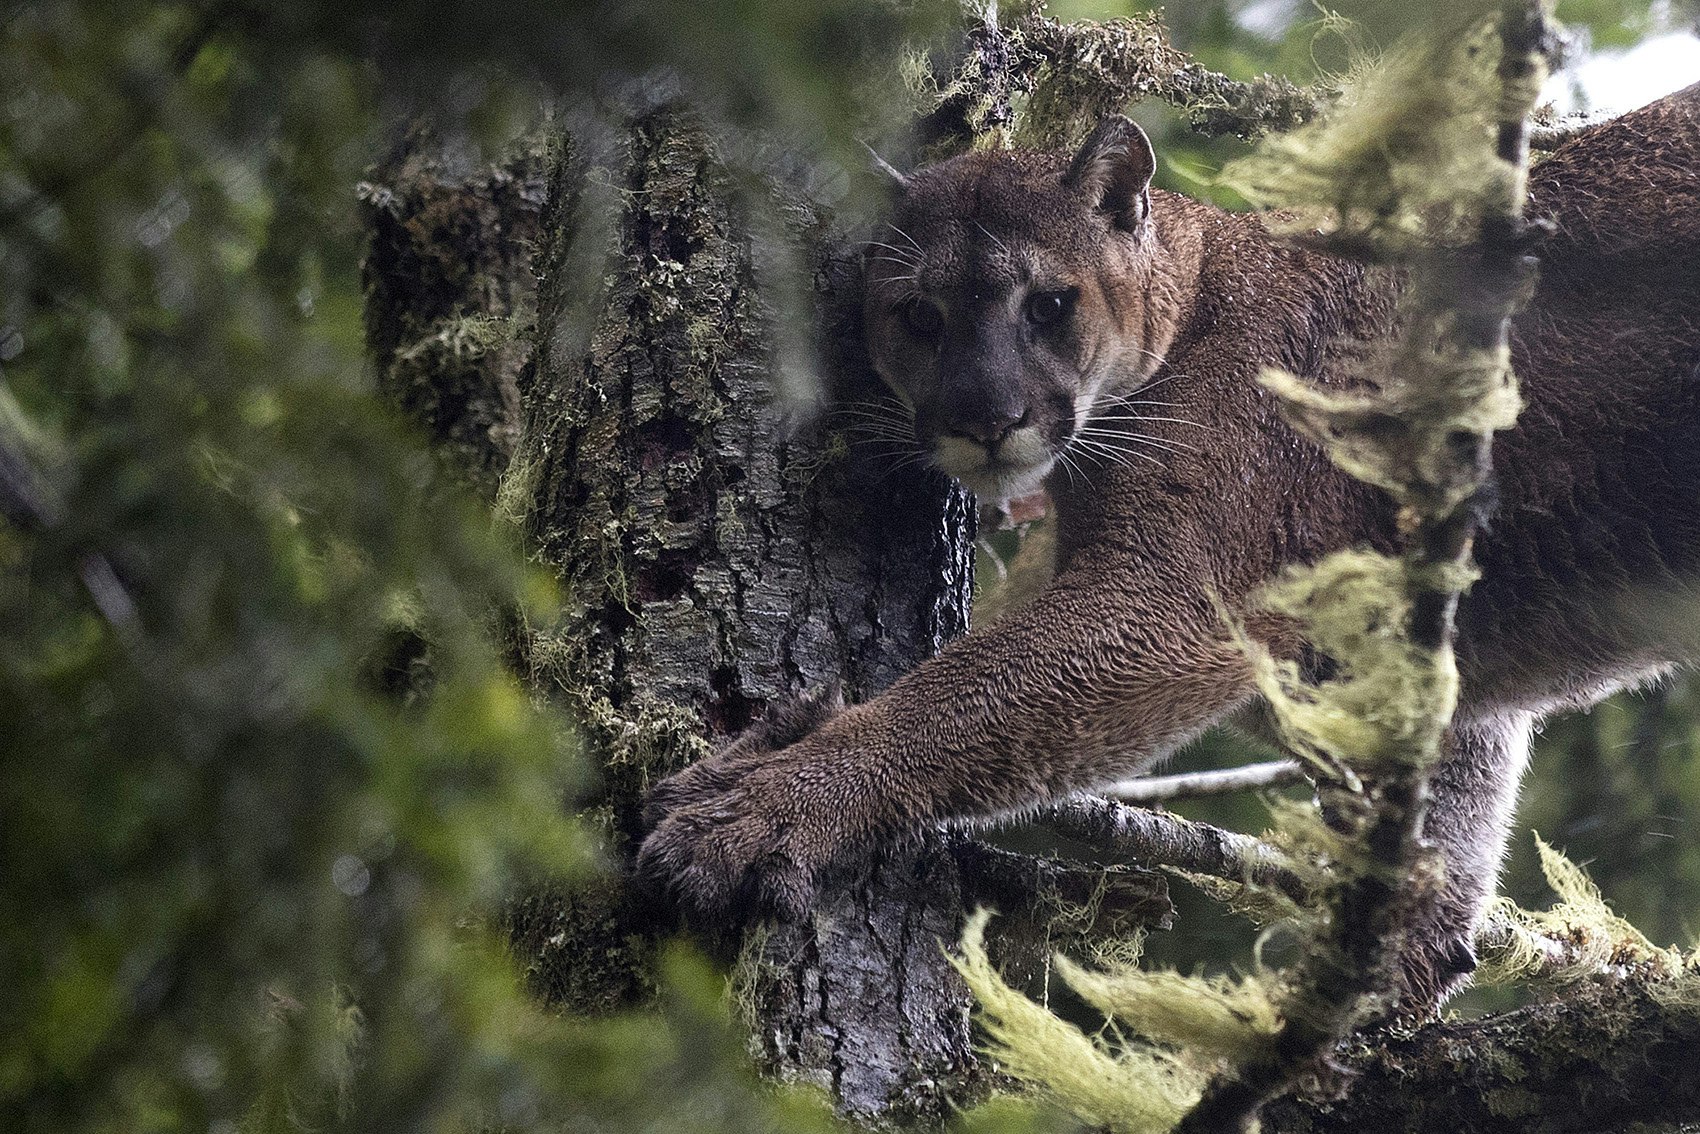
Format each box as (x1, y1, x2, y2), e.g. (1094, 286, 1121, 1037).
(3, 1, 1698, 1131)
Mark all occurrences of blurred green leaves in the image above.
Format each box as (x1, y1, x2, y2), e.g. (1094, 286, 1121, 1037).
(0, 1, 939, 1131)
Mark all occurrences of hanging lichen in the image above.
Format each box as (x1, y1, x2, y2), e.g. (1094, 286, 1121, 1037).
(1221, 15, 1510, 253)
(952, 911, 1214, 1134)
(1476, 836, 1699, 992)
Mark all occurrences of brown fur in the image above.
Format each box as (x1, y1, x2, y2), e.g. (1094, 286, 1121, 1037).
(639, 83, 1700, 1012)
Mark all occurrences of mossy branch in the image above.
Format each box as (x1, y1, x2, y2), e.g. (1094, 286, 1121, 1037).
(1040, 796, 1309, 905)
(1260, 977, 1700, 1133)
(913, 8, 1322, 154)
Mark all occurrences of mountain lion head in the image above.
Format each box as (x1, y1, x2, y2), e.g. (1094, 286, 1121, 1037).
(861, 117, 1185, 500)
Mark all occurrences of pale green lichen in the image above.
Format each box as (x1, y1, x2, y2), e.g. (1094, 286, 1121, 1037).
(576, 691, 712, 782)
(1014, 13, 1179, 150)
(493, 451, 538, 532)
(1259, 287, 1524, 515)
(1476, 837, 1696, 991)
(1052, 953, 1282, 1064)
(394, 311, 515, 366)
(1220, 9, 1515, 252)
(1238, 550, 1460, 787)
(951, 911, 1212, 1134)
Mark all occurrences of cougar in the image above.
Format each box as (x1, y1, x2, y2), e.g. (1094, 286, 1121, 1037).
(640, 82, 1700, 1011)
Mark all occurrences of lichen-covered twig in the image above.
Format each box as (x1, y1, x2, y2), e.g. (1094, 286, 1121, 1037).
(1104, 759, 1306, 803)
(1173, 5, 1558, 1131)
(951, 839, 1176, 932)
(915, 9, 1323, 153)
(1040, 796, 1308, 903)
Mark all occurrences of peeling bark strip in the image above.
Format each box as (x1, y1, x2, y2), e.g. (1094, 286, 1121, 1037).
(360, 128, 547, 498)
(509, 108, 987, 1119)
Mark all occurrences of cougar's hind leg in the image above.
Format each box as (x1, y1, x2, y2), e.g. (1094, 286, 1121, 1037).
(1401, 711, 1535, 1014)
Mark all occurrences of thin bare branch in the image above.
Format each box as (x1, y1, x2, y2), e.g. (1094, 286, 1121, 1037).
(1104, 759, 1306, 803)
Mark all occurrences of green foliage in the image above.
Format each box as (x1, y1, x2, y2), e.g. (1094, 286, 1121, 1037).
(0, 3, 927, 1132)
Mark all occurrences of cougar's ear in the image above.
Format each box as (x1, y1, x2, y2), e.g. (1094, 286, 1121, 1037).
(1064, 116, 1156, 232)
(862, 141, 911, 194)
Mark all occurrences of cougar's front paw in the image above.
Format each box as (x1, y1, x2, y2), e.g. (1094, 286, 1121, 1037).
(638, 687, 851, 918)
(636, 772, 822, 921)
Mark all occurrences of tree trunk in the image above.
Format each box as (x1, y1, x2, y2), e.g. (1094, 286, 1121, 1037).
(494, 109, 986, 1121)
(361, 125, 545, 500)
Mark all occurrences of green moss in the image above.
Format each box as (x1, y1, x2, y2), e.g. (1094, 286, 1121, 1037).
(494, 450, 539, 531)
(1052, 954, 1281, 1064)
(1476, 838, 1697, 991)
(1239, 550, 1458, 787)
(1014, 14, 1180, 150)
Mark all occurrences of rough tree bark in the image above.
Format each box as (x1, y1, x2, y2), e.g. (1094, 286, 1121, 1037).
(361, 126, 547, 501)
(1263, 974, 1700, 1133)
(508, 109, 987, 1119)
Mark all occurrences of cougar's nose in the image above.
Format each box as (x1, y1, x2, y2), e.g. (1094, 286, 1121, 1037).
(945, 407, 1031, 448)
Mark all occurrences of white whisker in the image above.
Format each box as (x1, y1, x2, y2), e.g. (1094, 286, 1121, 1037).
(1076, 428, 1198, 455)
(1072, 436, 1165, 469)
(1054, 449, 1085, 489)
(1085, 414, 1211, 433)
(886, 224, 925, 255)
(973, 220, 1010, 256)
(864, 241, 920, 264)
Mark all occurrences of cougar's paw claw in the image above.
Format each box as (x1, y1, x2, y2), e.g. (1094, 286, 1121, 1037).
(643, 686, 844, 831)
(636, 794, 817, 922)
(638, 692, 862, 921)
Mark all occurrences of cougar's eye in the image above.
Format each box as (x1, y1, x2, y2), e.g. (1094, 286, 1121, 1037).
(900, 298, 943, 337)
(1026, 289, 1075, 327)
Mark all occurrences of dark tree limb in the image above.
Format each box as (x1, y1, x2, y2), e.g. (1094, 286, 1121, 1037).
(915, 10, 1321, 153)
(1263, 978, 1700, 1134)
(1040, 796, 1308, 903)
(952, 839, 1173, 932)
